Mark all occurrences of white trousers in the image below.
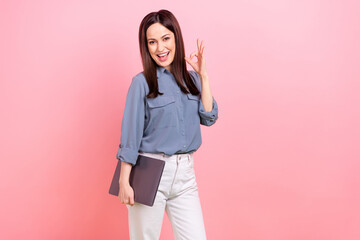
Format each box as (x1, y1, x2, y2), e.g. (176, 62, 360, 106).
(126, 152, 207, 240)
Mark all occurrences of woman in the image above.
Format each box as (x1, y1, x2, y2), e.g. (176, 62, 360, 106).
(116, 9, 218, 240)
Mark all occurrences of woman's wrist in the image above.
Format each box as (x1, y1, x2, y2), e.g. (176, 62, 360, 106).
(119, 160, 132, 186)
(119, 179, 130, 186)
(200, 73, 209, 81)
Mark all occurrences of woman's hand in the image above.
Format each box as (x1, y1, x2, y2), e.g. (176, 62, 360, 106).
(185, 38, 208, 78)
(118, 182, 135, 206)
(185, 38, 214, 112)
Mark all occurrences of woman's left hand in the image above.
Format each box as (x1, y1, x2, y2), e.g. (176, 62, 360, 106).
(185, 38, 208, 77)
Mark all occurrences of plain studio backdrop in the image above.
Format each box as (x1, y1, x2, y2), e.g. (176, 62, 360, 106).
(1, 0, 359, 239)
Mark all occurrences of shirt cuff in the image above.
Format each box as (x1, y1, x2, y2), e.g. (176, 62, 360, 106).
(199, 96, 218, 126)
(116, 144, 139, 166)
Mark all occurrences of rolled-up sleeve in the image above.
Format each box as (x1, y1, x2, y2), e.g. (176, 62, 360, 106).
(116, 76, 146, 166)
(199, 96, 218, 126)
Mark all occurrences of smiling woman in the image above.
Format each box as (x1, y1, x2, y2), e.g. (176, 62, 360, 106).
(114, 9, 219, 240)
(137, 9, 202, 99)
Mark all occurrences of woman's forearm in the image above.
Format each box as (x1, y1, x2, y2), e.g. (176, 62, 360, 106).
(200, 74, 213, 112)
(119, 161, 133, 185)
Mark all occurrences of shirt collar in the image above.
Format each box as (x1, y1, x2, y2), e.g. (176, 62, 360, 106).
(156, 65, 170, 78)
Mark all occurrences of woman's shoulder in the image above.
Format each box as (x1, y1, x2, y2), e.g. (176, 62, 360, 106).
(132, 71, 146, 83)
(188, 69, 198, 78)
(130, 71, 149, 93)
(188, 70, 200, 83)
(187, 70, 201, 91)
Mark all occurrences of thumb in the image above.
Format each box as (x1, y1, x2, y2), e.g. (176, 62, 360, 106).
(129, 196, 134, 205)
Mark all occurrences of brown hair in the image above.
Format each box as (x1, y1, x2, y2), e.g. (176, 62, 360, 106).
(138, 9, 200, 98)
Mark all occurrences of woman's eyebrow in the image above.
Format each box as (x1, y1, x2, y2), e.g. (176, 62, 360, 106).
(147, 34, 170, 41)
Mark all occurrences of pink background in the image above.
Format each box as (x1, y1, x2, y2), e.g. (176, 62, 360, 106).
(1, 0, 360, 239)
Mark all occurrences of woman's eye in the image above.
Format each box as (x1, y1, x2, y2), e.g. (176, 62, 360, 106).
(149, 37, 169, 45)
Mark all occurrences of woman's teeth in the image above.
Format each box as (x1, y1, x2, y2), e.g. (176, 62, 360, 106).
(157, 51, 169, 62)
(157, 52, 169, 57)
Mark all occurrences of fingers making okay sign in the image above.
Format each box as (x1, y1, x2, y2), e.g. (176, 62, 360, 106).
(185, 38, 208, 77)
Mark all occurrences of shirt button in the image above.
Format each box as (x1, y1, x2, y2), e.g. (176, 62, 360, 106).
(181, 118, 183, 121)
(177, 90, 180, 94)
(182, 132, 185, 136)
(183, 145, 186, 148)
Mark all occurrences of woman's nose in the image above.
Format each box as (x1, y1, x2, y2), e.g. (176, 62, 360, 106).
(157, 42, 165, 52)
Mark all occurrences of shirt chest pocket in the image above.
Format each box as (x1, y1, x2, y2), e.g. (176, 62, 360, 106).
(146, 95, 177, 129)
(186, 94, 200, 113)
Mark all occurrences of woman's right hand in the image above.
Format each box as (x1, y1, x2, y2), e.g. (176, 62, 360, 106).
(118, 182, 135, 206)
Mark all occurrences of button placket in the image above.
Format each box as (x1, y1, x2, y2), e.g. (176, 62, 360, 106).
(176, 95, 186, 148)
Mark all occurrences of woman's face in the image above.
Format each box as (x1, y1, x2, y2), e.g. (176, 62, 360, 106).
(146, 23, 176, 72)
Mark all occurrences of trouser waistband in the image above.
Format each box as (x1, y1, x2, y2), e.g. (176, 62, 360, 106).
(138, 151, 193, 162)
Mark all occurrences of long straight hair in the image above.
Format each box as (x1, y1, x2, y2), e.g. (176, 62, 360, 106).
(138, 9, 200, 98)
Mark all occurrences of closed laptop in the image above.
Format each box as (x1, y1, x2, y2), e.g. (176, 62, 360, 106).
(109, 155, 165, 207)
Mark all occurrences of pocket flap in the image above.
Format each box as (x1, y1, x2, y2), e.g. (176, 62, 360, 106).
(147, 95, 176, 108)
(187, 94, 200, 101)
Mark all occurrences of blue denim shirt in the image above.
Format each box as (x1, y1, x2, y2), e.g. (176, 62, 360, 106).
(116, 66, 219, 166)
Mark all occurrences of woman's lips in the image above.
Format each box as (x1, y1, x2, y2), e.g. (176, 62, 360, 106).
(157, 51, 169, 57)
(157, 51, 169, 62)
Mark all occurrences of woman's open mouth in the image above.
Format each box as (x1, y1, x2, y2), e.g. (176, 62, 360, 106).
(157, 51, 169, 62)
